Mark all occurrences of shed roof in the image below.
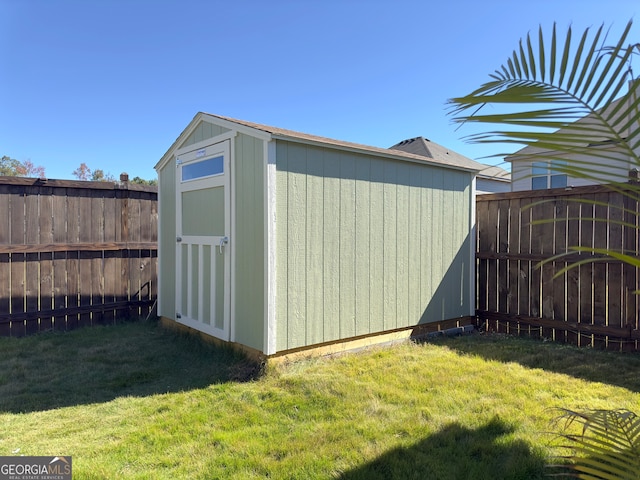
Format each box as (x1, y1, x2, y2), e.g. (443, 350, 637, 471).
(157, 113, 484, 173)
(211, 114, 485, 172)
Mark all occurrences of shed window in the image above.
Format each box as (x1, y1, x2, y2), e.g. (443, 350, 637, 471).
(182, 155, 224, 182)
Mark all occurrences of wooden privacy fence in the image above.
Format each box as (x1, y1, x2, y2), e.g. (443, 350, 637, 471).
(0, 176, 157, 336)
(476, 183, 640, 351)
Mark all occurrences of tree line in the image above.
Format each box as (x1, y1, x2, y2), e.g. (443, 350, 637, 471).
(0, 156, 157, 185)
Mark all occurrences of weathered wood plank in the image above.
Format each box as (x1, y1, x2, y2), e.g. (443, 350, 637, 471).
(38, 188, 54, 331)
(53, 251, 67, 331)
(0, 242, 157, 253)
(477, 310, 640, 340)
(476, 199, 490, 312)
(10, 189, 25, 244)
(486, 199, 499, 314)
(592, 193, 609, 349)
(0, 299, 154, 323)
(607, 192, 624, 331)
(497, 199, 510, 314)
(507, 198, 521, 315)
(0, 254, 9, 335)
(578, 197, 595, 346)
(0, 185, 11, 244)
(622, 193, 639, 351)
(0, 176, 156, 192)
(10, 253, 25, 336)
(565, 198, 581, 345)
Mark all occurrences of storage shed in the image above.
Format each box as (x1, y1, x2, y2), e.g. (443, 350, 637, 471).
(155, 113, 483, 358)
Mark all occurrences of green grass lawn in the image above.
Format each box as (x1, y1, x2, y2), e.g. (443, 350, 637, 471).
(0, 320, 638, 479)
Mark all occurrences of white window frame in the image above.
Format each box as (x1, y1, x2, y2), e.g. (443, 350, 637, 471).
(531, 160, 568, 190)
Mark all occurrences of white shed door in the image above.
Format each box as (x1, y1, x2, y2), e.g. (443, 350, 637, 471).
(175, 140, 230, 340)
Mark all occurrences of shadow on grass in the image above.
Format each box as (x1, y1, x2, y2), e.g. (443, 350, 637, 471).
(0, 319, 262, 414)
(422, 332, 640, 393)
(339, 416, 546, 480)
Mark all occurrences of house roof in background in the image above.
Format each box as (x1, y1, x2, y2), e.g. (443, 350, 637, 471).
(477, 164, 511, 181)
(389, 136, 509, 181)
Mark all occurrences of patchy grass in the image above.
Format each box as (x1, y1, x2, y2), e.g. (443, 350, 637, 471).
(0, 323, 638, 479)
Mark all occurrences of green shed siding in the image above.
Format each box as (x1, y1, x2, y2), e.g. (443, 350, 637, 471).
(232, 133, 265, 351)
(158, 160, 176, 319)
(183, 122, 230, 148)
(275, 141, 473, 351)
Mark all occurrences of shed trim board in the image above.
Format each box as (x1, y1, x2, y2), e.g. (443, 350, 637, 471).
(469, 176, 477, 315)
(157, 113, 478, 356)
(265, 140, 277, 355)
(229, 135, 236, 344)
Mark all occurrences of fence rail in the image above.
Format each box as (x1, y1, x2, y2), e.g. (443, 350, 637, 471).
(0, 176, 158, 336)
(476, 183, 640, 351)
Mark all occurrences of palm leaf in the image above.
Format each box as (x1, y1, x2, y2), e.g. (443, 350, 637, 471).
(447, 20, 640, 173)
(549, 409, 640, 479)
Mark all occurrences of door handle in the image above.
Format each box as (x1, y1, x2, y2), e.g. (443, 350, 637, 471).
(218, 236, 228, 254)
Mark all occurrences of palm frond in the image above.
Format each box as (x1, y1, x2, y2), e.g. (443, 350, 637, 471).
(550, 409, 640, 480)
(447, 20, 639, 169)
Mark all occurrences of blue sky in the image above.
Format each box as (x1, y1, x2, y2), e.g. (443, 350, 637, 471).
(2, 0, 639, 181)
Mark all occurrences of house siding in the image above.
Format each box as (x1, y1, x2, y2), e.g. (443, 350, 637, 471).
(275, 141, 473, 352)
(510, 144, 634, 191)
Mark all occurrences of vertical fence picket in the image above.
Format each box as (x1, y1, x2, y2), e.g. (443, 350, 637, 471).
(25, 188, 40, 334)
(66, 189, 81, 330)
(518, 197, 532, 333)
(0, 253, 9, 337)
(507, 198, 520, 317)
(607, 192, 624, 350)
(497, 199, 510, 318)
(486, 200, 499, 327)
(622, 193, 639, 351)
(119, 188, 131, 319)
(39, 188, 54, 332)
(565, 199, 581, 345)
(578, 196, 595, 346)
(89, 191, 104, 325)
(592, 193, 609, 349)
(476, 200, 489, 317)
(0, 185, 10, 336)
(103, 190, 117, 324)
(552, 197, 568, 343)
(10, 188, 25, 336)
